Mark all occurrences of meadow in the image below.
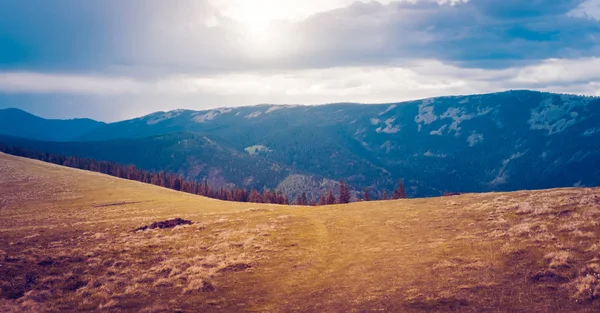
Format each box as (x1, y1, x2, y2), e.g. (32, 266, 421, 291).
(1, 152, 599, 312)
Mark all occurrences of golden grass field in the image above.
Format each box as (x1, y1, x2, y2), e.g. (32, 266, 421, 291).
(1, 152, 600, 312)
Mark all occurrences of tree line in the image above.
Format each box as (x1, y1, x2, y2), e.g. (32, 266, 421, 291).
(0, 144, 408, 205)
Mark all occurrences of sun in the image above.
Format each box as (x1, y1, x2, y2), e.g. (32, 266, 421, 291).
(240, 13, 273, 38)
(210, 0, 289, 43)
(234, 5, 281, 43)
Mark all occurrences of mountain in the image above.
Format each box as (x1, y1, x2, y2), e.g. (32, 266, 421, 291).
(0, 108, 105, 141)
(2, 90, 600, 198)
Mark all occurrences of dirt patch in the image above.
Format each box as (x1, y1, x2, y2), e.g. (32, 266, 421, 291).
(134, 218, 193, 232)
(217, 263, 252, 273)
(37, 258, 55, 266)
(184, 280, 217, 293)
(531, 270, 569, 283)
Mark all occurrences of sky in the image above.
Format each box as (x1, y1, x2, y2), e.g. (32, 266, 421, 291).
(0, 0, 600, 122)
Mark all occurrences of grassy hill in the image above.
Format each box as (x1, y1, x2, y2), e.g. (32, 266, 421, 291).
(1, 153, 600, 312)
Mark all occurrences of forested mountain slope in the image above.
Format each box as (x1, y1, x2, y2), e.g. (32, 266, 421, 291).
(2, 90, 599, 198)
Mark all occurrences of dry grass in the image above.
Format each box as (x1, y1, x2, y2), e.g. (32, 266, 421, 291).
(545, 251, 573, 268)
(1, 153, 600, 312)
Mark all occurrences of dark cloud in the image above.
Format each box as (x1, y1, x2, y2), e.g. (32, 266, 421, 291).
(288, 0, 600, 68)
(472, 0, 585, 18)
(0, 0, 249, 74)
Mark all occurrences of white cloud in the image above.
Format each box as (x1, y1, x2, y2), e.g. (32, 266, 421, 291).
(208, 0, 398, 25)
(0, 57, 599, 108)
(514, 58, 600, 84)
(569, 0, 600, 20)
(0, 72, 142, 95)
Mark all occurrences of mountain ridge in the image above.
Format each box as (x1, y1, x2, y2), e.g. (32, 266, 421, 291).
(0, 108, 106, 142)
(1, 90, 599, 198)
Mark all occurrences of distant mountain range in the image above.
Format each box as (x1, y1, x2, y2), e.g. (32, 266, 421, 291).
(1, 90, 599, 199)
(0, 108, 105, 141)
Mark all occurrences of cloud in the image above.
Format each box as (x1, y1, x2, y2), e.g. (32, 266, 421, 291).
(1, 0, 599, 75)
(0, 0, 249, 74)
(1, 57, 598, 101)
(0, 1, 599, 121)
(569, 0, 600, 20)
(287, 0, 600, 69)
(514, 58, 600, 84)
(0, 72, 142, 95)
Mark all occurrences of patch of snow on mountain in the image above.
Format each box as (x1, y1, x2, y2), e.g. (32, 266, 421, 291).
(467, 132, 484, 147)
(376, 118, 401, 134)
(146, 109, 185, 125)
(440, 106, 493, 136)
(529, 96, 590, 135)
(370, 118, 380, 125)
(203, 136, 216, 145)
(380, 141, 393, 153)
(192, 111, 218, 123)
(266, 106, 284, 113)
(584, 128, 600, 136)
(245, 145, 271, 155)
(424, 151, 447, 158)
(430, 125, 447, 136)
(440, 108, 473, 136)
(415, 99, 438, 132)
(191, 108, 232, 123)
(245, 111, 262, 119)
(489, 151, 526, 186)
(378, 104, 396, 116)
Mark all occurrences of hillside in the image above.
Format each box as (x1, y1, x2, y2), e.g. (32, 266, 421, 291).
(1, 153, 600, 312)
(0, 108, 105, 142)
(0, 132, 292, 190)
(2, 90, 600, 198)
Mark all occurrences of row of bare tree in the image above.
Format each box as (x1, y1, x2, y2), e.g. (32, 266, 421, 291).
(0, 144, 408, 205)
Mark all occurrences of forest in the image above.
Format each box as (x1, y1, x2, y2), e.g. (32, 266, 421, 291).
(0, 144, 408, 206)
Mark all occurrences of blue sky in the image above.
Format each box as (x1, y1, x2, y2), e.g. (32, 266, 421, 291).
(0, 0, 599, 121)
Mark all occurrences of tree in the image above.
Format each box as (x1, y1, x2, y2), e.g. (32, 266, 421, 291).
(318, 192, 328, 206)
(363, 189, 370, 201)
(338, 180, 351, 204)
(325, 190, 336, 205)
(393, 180, 407, 199)
(172, 176, 183, 191)
(382, 190, 388, 200)
(295, 192, 308, 205)
(248, 189, 263, 203)
(282, 193, 289, 205)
